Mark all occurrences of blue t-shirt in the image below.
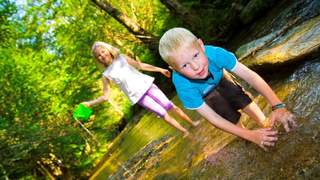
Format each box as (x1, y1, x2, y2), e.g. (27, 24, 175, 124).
(172, 45, 238, 109)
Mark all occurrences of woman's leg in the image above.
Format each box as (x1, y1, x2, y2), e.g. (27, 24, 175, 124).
(146, 84, 197, 126)
(171, 104, 200, 127)
(163, 113, 190, 137)
(138, 93, 189, 136)
(146, 84, 173, 111)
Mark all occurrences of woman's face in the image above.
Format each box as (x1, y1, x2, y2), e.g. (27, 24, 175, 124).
(95, 47, 112, 66)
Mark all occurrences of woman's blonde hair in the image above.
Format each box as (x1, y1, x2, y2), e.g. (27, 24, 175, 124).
(91, 41, 120, 61)
(159, 27, 197, 64)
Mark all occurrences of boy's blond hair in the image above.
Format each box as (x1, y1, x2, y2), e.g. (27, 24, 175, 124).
(92, 41, 120, 60)
(159, 27, 197, 64)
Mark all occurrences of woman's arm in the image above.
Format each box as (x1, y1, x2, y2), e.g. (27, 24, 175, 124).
(125, 55, 171, 78)
(82, 77, 110, 107)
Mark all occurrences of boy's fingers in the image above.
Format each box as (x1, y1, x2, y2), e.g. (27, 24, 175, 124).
(262, 127, 273, 132)
(262, 141, 275, 147)
(264, 129, 278, 136)
(283, 120, 290, 132)
(290, 119, 298, 128)
(260, 139, 276, 150)
(259, 142, 268, 151)
(263, 136, 278, 142)
(288, 114, 298, 128)
(261, 146, 268, 151)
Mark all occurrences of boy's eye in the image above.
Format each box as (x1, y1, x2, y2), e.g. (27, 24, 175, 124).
(181, 64, 188, 69)
(194, 52, 199, 58)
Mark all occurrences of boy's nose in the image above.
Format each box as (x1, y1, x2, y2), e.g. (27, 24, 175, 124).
(190, 61, 200, 70)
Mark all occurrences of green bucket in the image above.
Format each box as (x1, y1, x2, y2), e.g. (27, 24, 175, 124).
(73, 103, 93, 122)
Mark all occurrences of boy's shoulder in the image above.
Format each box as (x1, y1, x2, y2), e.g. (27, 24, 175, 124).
(204, 45, 228, 58)
(172, 71, 190, 87)
(205, 45, 237, 69)
(172, 71, 200, 92)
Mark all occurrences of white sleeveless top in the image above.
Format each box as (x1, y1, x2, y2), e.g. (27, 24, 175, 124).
(103, 55, 154, 104)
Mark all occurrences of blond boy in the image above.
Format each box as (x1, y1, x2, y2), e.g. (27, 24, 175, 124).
(159, 28, 297, 150)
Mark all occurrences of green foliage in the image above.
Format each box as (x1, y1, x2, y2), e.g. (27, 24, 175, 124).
(0, 0, 183, 178)
(0, 0, 17, 47)
(0, 0, 121, 178)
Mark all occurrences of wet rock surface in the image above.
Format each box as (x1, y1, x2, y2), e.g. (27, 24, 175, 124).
(229, 0, 320, 49)
(235, 15, 320, 71)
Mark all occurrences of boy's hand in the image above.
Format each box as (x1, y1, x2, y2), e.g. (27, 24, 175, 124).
(249, 128, 278, 151)
(160, 69, 171, 78)
(269, 108, 297, 132)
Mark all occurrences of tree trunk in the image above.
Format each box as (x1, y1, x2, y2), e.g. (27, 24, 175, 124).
(91, 0, 158, 52)
(160, 0, 200, 28)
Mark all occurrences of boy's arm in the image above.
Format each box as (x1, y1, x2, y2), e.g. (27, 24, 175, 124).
(125, 55, 171, 78)
(232, 62, 297, 132)
(197, 103, 278, 150)
(82, 77, 110, 107)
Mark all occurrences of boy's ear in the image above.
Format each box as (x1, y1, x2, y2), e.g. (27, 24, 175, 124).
(197, 39, 205, 51)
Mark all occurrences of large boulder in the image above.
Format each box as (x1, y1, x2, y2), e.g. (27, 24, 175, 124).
(235, 16, 320, 69)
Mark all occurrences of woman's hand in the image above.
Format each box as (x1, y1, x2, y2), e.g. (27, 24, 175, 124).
(82, 101, 91, 107)
(248, 128, 278, 151)
(269, 108, 297, 132)
(160, 68, 171, 78)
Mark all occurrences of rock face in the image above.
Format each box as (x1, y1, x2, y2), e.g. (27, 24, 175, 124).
(239, 0, 277, 25)
(235, 15, 320, 70)
(229, 0, 320, 49)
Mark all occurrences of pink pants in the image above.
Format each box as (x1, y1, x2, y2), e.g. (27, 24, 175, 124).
(137, 84, 173, 118)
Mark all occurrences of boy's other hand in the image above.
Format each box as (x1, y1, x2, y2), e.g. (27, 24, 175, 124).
(269, 108, 297, 132)
(250, 128, 278, 151)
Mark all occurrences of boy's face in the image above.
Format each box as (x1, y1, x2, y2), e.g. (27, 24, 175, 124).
(170, 39, 209, 79)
